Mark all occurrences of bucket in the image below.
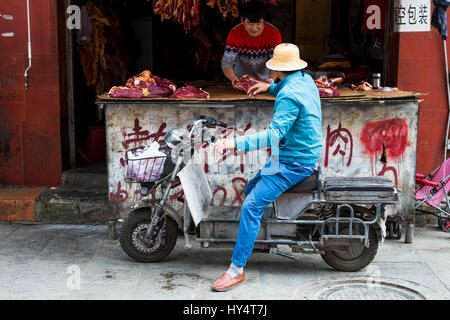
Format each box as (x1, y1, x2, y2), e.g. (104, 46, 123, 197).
(80, 126, 106, 161)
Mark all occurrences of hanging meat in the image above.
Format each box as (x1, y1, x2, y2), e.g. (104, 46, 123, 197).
(182, 0, 193, 30)
(150, 0, 200, 30)
(163, 0, 174, 19)
(77, 1, 130, 95)
(174, 0, 184, 23)
(206, 0, 216, 8)
(233, 75, 271, 93)
(231, 0, 239, 18)
(216, 0, 277, 20)
(149, 0, 281, 29)
(192, 0, 200, 26)
(153, 0, 164, 15)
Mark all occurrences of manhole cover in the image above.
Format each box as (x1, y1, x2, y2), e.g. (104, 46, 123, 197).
(313, 280, 426, 300)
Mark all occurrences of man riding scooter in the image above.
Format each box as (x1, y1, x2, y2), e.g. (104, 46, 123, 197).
(212, 43, 323, 292)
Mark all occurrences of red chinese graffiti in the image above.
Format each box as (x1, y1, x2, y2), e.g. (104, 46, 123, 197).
(109, 181, 128, 203)
(230, 177, 248, 206)
(117, 120, 259, 209)
(209, 177, 248, 206)
(325, 122, 353, 167)
(211, 186, 227, 206)
(122, 119, 151, 148)
(360, 118, 408, 179)
(148, 122, 167, 145)
(377, 164, 398, 188)
(360, 118, 408, 161)
(120, 120, 167, 167)
(168, 180, 186, 213)
(192, 132, 211, 173)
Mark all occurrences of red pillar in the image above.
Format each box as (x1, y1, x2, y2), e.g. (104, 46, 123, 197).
(397, 28, 450, 174)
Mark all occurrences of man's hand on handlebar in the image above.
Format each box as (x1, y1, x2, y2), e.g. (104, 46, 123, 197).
(214, 138, 236, 154)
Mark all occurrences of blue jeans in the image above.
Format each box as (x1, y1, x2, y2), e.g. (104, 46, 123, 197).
(231, 158, 315, 267)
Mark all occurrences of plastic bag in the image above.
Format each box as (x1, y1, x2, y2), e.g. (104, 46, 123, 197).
(126, 142, 167, 182)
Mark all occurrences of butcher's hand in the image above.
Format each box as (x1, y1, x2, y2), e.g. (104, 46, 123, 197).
(231, 77, 239, 89)
(247, 82, 271, 97)
(214, 138, 236, 154)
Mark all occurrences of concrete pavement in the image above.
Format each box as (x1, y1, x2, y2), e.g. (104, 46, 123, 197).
(0, 221, 449, 300)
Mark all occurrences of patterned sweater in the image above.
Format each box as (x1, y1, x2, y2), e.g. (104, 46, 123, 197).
(221, 22, 282, 80)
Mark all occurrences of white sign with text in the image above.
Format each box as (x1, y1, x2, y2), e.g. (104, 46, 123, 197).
(394, 0, 431, 32)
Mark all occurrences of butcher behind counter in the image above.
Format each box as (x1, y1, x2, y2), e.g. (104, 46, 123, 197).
(220, 1, 281, 88)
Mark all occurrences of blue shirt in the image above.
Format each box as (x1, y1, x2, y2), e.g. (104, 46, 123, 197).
(235, 70, 322, 164)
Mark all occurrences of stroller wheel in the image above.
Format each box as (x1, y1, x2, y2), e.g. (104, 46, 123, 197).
(394, 222, 402, 240)
(388, 222, 394, 239)
(438, 218, 443, 229)
(441, 218, 450, 233)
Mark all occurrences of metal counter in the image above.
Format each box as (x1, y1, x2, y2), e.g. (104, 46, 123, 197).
(96, 93, 420, 241)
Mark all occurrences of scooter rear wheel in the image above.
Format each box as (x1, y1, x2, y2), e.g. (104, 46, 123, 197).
(320, 225, 378, 272)
(119, 207, 178, 262)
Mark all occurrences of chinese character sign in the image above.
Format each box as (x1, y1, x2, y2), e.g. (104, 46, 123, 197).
(394, 0, 431, 32)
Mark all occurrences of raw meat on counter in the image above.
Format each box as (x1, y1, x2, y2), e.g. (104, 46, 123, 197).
(170, 85, 210, 99)
(126, 70, 176, 97)
(125, 70, 156, 88)
(314, 77, 341, 97)
(351, 81, 372, 91)
(108, 70, 177, 98)
(108, 86, 144, 98)
(142, 76, 177, 97)
(376, 87, 398, 92)
(233, 75, 270, 93)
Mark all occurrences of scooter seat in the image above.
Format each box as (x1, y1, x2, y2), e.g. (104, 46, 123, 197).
(324, 176, 395, 192)
(285, 170, 318, 193)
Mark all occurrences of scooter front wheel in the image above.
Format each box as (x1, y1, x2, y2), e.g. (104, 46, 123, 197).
(119, 207, 178, 262)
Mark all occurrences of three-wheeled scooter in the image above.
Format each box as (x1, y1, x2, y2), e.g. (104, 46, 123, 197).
(119, 116, 398, 271)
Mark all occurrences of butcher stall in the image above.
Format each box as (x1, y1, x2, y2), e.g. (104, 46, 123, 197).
(96, 82, 422, 242)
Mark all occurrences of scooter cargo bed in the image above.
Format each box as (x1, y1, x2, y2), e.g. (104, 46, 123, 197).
(324, 176, 397, 202)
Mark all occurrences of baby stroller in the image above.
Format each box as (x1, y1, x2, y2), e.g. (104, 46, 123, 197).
(415, 158, 450, 232)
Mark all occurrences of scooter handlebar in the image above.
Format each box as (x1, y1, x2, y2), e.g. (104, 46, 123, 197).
(204, 135, 217, 145)
(201, 128, 218, 145)
(196, 115, 227, 128)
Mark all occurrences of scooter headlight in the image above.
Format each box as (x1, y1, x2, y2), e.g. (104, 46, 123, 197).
(164, 129, 184, 149)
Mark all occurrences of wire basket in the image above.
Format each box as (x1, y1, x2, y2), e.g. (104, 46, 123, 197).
(124, 146, 174, 183)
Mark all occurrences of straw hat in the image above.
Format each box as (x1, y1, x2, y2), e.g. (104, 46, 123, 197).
(266, 43, 308, 71)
